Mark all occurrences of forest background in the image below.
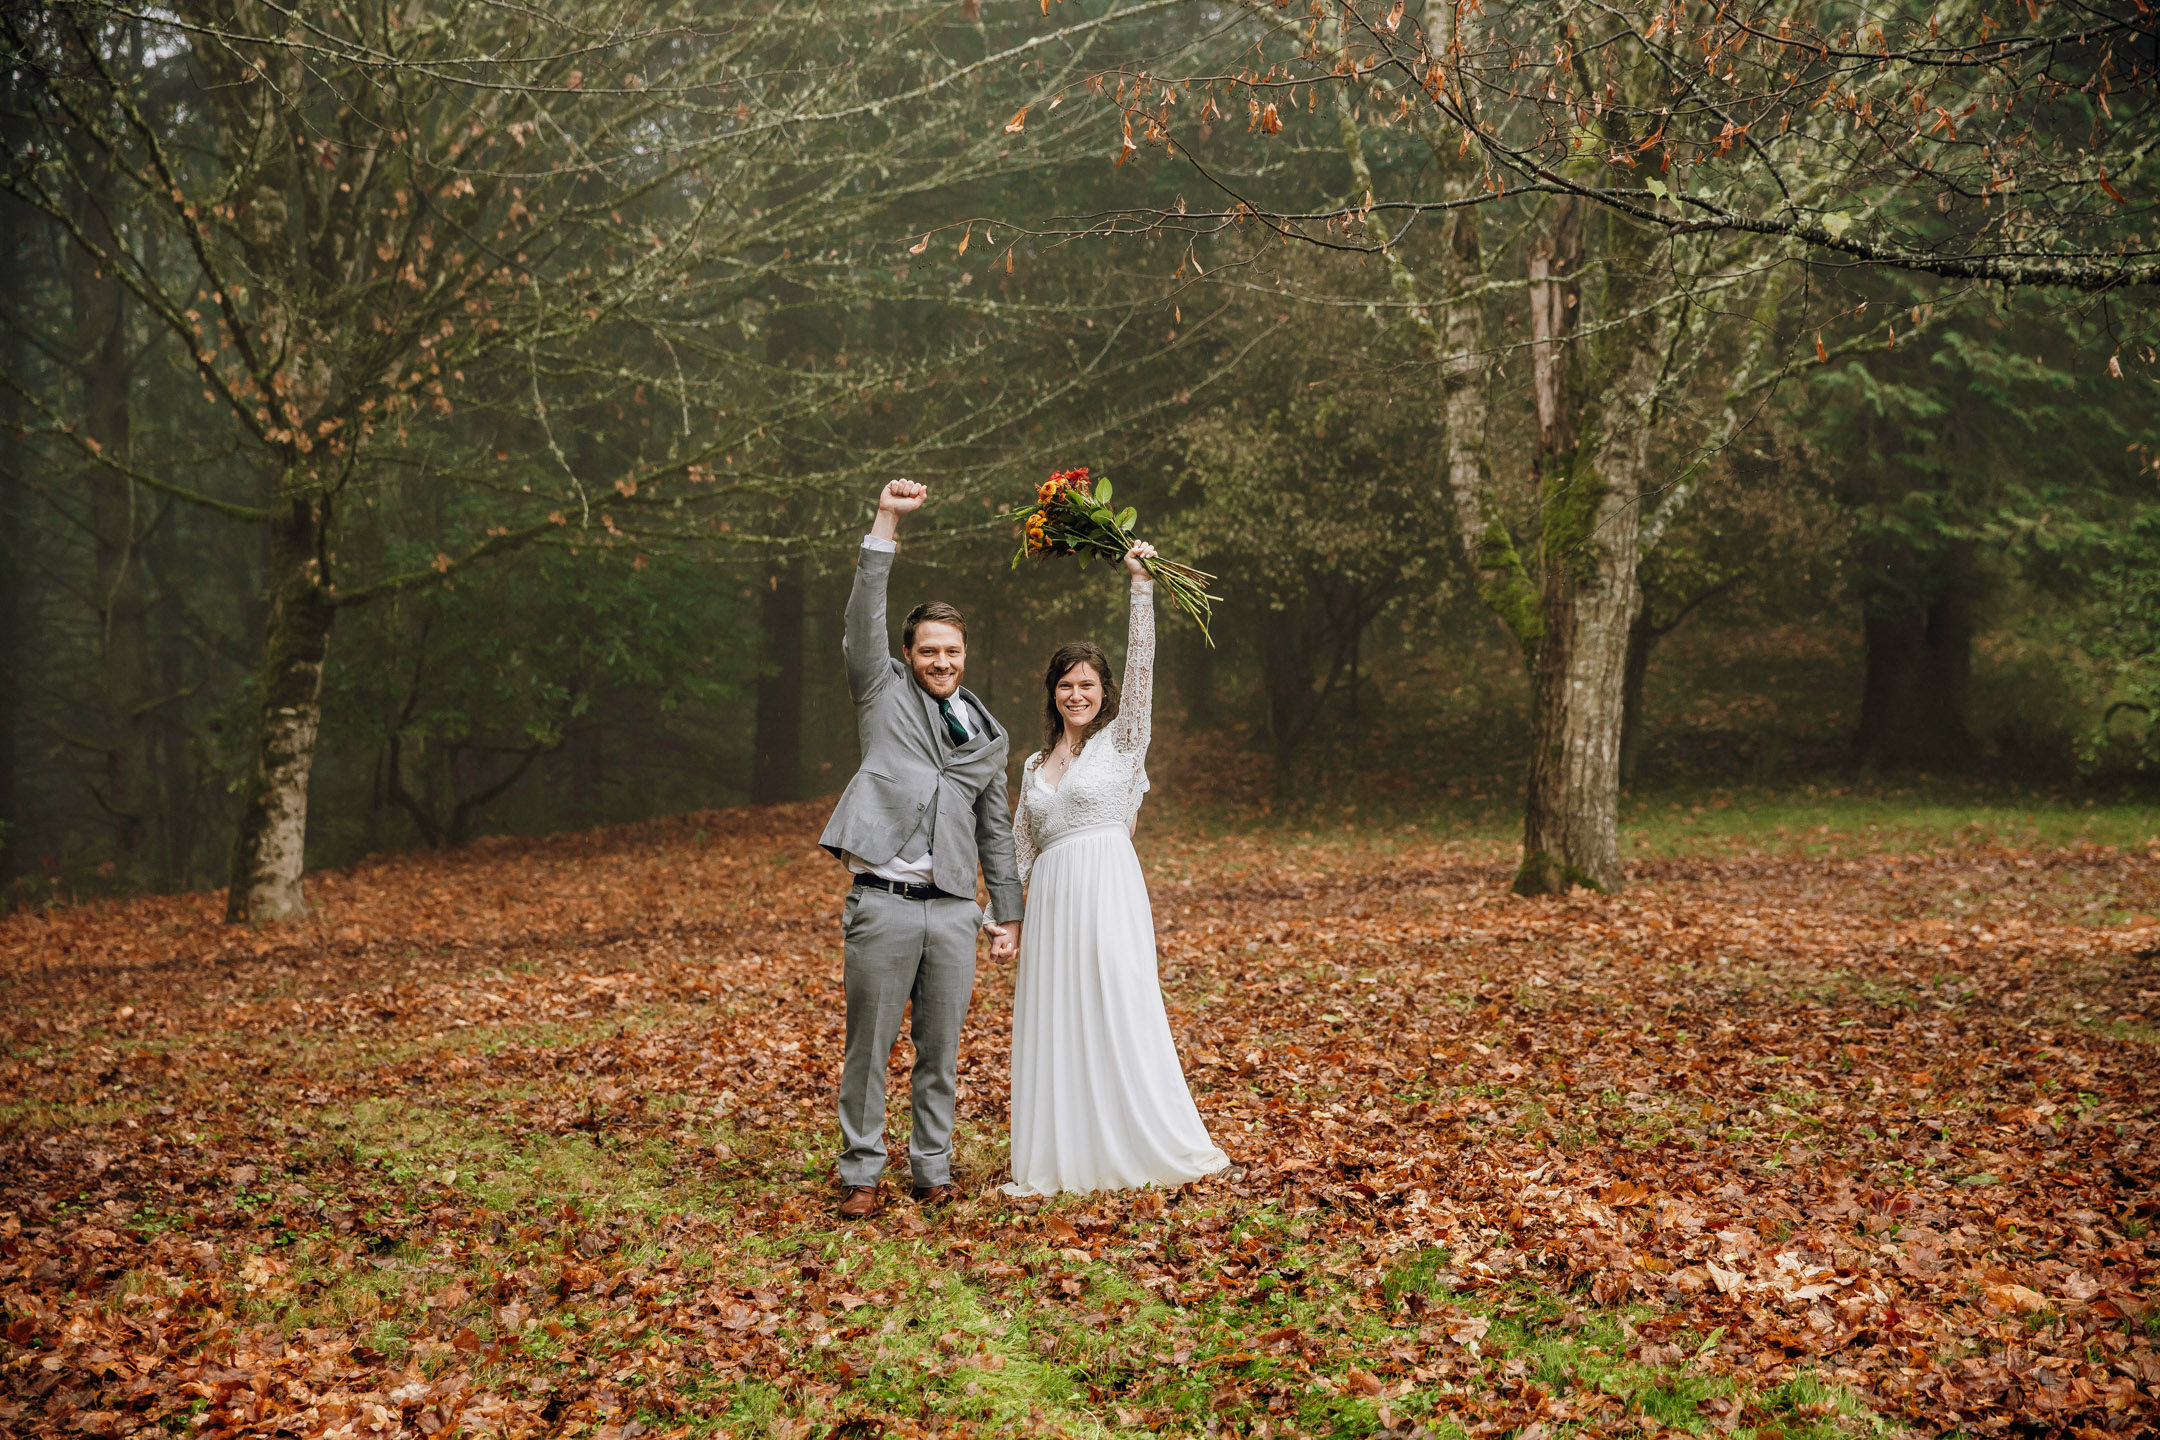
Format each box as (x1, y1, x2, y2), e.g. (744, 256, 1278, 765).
(5, 8, 2160, 1440)
(2, 0, 2157, 917)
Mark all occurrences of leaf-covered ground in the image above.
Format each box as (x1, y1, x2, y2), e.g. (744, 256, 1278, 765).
(3, 803, 2157, 1440)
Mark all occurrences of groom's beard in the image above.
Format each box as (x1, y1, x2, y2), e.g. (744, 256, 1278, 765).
(909, 663, 963, 698)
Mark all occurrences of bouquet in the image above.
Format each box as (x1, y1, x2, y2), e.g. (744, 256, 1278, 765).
(1006, 467, 1218, 644)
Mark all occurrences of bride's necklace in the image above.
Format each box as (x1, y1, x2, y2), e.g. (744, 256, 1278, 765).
(1043, 733, 1082, 788)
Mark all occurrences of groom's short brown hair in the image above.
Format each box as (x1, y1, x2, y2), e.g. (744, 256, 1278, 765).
(903, 601, 967, 650)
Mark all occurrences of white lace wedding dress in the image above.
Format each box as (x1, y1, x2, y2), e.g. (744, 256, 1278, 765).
(1003, 576, 1230, 1196)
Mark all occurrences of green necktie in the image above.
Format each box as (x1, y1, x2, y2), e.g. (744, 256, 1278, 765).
(938, 696, 969, 747)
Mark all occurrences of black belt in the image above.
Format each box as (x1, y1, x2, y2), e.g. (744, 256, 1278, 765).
(851, 873, 957, 902)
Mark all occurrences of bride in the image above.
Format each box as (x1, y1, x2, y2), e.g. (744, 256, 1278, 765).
(1004, 542, 1230, 1196)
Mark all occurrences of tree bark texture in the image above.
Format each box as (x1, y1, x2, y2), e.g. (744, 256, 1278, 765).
(1856, 579, 1977, 771)
(224, 496, 335, 922)
(1436, 215, 1540, 668)
(751, 559, 806, 805)
(1515, 202, 1650, 896)
(1515, 439, 1649, 895)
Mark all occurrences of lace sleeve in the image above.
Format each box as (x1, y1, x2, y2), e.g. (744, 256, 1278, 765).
(1112, 576, 1154, 756)
(1013, 755, 1040, 889)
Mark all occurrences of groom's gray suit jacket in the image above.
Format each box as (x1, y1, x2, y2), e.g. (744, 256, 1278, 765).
(818, 544, 1024, 924)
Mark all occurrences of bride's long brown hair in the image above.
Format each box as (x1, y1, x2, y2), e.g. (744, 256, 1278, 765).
(1040, 641, 1121, 758)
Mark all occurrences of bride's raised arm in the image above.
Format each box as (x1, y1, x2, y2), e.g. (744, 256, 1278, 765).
(1112, 547, 1156, 757)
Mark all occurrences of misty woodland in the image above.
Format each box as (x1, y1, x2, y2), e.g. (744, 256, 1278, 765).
(2, 5, 2157, 1440)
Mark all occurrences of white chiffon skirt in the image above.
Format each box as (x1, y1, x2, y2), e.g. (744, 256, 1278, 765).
(1004, 822, 1230, 1196)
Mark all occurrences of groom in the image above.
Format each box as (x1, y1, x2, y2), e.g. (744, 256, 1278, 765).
(821, 479, 1023, 1220)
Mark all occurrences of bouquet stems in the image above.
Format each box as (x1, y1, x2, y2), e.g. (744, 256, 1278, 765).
(1005, 468, 1218, 644)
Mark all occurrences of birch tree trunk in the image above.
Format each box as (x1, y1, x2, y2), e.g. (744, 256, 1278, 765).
(1436, 214, 1539, 664)
(203, 16, 341, 921)
(223, 494, 335, 922)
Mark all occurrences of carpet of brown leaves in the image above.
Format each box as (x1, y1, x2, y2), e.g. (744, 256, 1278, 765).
(3, 803, 2157, 1439)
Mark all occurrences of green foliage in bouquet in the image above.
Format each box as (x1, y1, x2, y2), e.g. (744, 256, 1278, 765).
(1006, 467, 1218, 644)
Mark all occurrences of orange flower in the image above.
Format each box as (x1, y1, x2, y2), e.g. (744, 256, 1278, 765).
(1011, 463, 1214, 642)
(1041, 465, 1091, 503)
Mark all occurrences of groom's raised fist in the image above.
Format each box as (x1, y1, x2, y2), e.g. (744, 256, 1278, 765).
(870, 480, 925, 544)
(878, 479, 927, 514)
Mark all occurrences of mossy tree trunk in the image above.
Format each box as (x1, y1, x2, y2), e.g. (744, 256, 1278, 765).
(1515, 450, 1646, 895)
(1512, 199, 1649, 896)
(1322, 13, 1783, 895)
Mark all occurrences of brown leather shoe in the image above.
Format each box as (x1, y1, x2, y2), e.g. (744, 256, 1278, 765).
(837, 1185, 883, 1220)
(911, 1183, 954, 1207)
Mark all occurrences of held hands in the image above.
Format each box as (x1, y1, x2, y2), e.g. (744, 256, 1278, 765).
(871, 479, 926, 542)
(987, 921, 1020, 961)
(1124, 540, 1158, 580)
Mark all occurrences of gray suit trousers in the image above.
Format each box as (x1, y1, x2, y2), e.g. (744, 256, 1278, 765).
(836, 886, 980, 1188)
